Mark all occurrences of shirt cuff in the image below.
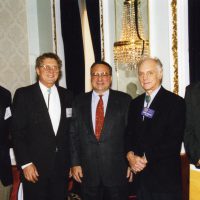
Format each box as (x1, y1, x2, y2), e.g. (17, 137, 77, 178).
(21, 162, 32, 169)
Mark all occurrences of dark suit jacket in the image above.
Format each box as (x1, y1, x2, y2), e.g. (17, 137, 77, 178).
(70, 89, 131, 187)
(0, 86, 13, 186)
(184, 82, 200, 165)
(12, 83, 73, 179)
(126, 87, 185, 193)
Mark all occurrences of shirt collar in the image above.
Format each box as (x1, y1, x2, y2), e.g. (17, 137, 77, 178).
(92, 89, 109, 98)
(39, 81, 56, 94)
(145, 85, 161, 103)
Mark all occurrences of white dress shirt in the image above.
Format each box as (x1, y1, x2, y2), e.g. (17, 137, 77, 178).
(39, 81, 61, 135)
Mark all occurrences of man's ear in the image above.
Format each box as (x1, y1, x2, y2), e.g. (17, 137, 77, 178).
(36, 67, 40, 76)
(159, 69, 163, 80)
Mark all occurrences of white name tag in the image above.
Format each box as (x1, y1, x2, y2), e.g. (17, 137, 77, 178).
(66, 108, 72, 118)
(4, 107, 12, 120)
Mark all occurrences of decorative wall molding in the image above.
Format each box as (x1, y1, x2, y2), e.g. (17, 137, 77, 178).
(171, 0, 179, 94)
(52, 0, 57, 54)
(99, 0, 105, 60)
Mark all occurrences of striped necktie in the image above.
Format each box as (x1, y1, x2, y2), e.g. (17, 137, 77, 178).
(145, 95, 151, 108)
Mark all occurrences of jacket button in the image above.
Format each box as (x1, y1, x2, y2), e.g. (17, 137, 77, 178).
(55, 147, 58, 152)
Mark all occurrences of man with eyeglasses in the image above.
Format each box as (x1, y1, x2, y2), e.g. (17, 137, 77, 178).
(126, 57, 185, 200)
(12, 52, 73, 200)
(70, 61, 132, 200)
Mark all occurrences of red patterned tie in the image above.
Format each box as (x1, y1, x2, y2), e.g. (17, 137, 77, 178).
(95, 95, 104, 140)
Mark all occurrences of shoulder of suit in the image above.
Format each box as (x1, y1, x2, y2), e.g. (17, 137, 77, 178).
(0, 86, 11, 103)
(109, 89, 132, 100)
(14, 83, 37, 95)
(157, 87, 185, 106)
(74, 91, 91, 101)
(56, 85, 73, 96)
(0, 85, 11, 96)
(186, 82, 200, 92)
(131, 92, 145, 102)
(71, 92, 91, 108)
(162, 87, 183, 98)
(56, 85, 68, 91)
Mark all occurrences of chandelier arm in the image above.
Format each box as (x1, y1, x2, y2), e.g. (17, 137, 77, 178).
(134, 0, 142, 40)
(141, 40, 145, 55)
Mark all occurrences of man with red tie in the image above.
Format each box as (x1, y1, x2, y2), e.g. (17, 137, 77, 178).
(70, 61, 132, 200)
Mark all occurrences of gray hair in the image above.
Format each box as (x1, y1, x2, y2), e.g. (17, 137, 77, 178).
(137, 56, 163, 70)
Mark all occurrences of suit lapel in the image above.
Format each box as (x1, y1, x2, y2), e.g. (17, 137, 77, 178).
(33, 83, 55, 136)
(56, 87, 65, 137)
(142, 87, 165, 130)
(0, 90, 6, 118)
(138, 93, 146, 121)
(34, 83, 49, 113)
(100, 90, 118, 141)
(85, 92, 95, 136)
(149, 87, 165, 113)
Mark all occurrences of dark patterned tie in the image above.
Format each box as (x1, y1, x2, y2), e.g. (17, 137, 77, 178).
(145, 95, 151, 107)
(95, 95, 104, 140)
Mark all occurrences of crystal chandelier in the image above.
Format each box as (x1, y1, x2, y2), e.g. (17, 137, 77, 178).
(113, 0, 149, 70)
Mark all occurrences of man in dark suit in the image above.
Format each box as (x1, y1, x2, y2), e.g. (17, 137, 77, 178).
(126, 57, 185, 200)
(70, 61, 132, 200)
(12, 52, 73, 200)
(0, 86, 13, 200)
(184, 83, 200, 167)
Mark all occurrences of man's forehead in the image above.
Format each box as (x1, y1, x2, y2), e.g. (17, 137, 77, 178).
(92, 64, 109, 71)
(139, 61, 160, 71)
(138, 66, 157, 72)
(42, 58, 57, 63)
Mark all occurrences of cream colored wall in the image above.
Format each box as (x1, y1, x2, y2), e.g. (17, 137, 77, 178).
(0, 0, 30, 95)
(26, 0, 53, 85)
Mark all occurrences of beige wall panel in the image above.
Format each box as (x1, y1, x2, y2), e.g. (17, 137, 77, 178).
(0, 0, 30, 95)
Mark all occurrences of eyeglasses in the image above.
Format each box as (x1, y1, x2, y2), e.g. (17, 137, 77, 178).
(41, 65, 60, 73)
(91, 72, 111, 78)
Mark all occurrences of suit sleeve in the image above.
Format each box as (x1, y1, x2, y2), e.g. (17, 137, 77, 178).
(184, 86, 200, 165)
(0, 90, 12, 148)
(146, 98, 185, 162)
(125, 102, 133, 153)
(11, 89, 32, 167)
(125, 100, 141, 154)
(69, 99, 81, 167)
(7, 91, 12, 148)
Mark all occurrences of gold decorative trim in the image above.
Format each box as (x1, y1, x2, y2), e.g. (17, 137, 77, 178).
(171, 0, 179, 94)
(52, 0, 57, 54)
(99, 0, 105, 60)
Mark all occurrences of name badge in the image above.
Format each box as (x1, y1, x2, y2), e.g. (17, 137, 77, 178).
(66, 108, 72, 118)
(4, 107, 12, 120)
(141, 107, 155, 119)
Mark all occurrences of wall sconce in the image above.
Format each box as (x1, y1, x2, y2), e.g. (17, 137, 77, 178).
(113, 0, 149, 70)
